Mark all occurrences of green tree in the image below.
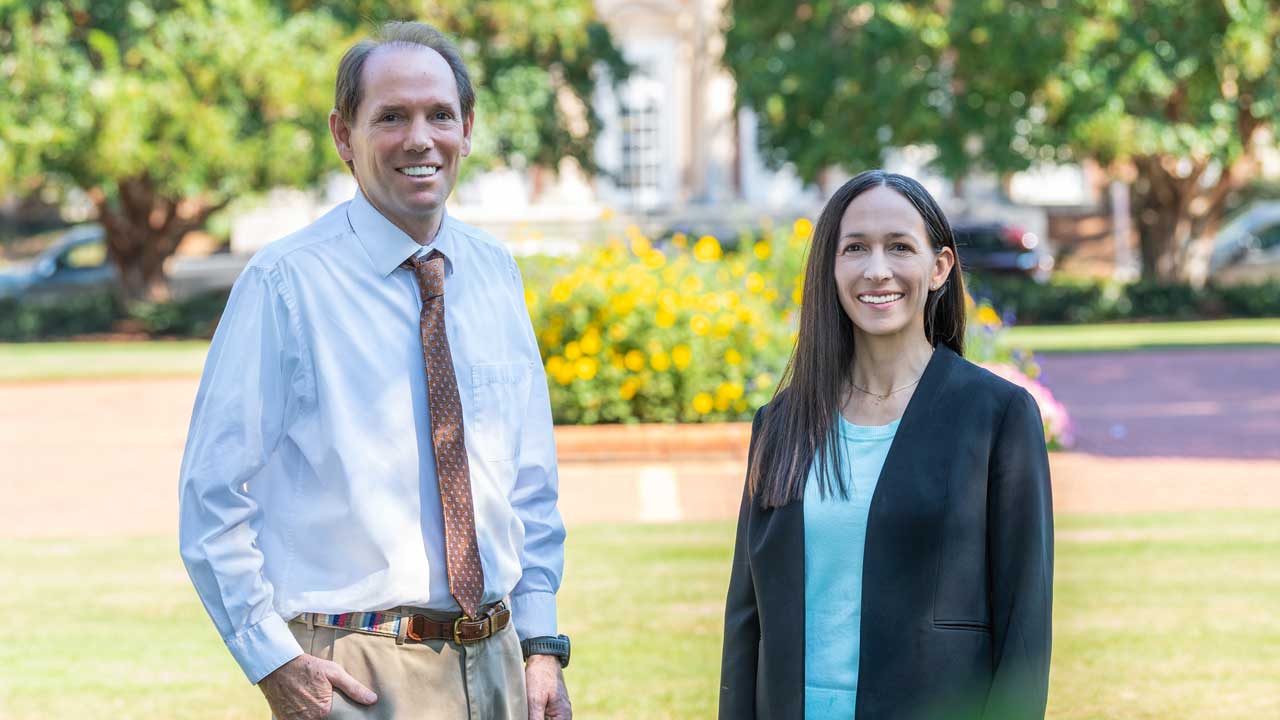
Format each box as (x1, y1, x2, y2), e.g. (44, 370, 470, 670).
(288, 1, 629, 177)
(724, 0, 1278, 283)
(1, 0, 345, 302)
(0, 0, 626, 302)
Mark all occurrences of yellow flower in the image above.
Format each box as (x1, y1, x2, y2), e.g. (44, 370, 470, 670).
(619, 378, 640, 400)
(763, 288, 779, 302)
(714, 395, 731, 412)
(554, 362, 576, 386)
(724, 348, 742, 365)
(564, 341, 582, 361)
(650, 350, 671, 372)
(692, 392, 714, 414)
(976, 306, 1001, 327)
(753, 241, 772, 260)
(545, 356, 565, 376)
(746, 272, 766, 294)
(792, 286, 803, 305)
(524, 289, 537, 308)
(754, 372, 774, 389)
(608, 324, 628, 341)
(671, 232, 688, 249)
(580, 331, 602, 355)
(680, 275, 703, 294)
(599, 207, 616, 221)
(690, 314, 711, 335)
(629, 233, 652, 256)
(575, 357, 599, 380)
(672, 344, 692, 369)
(655, 309, 677, 328)
(550, 281, 572, 303)
(624, 349, 646, 372)
(643, 250, 666, 269)
(730, 260, 746, 278)
(713, 313, 737, 337)
(693, 235, 723, 262)
(793, 217, 814, 240)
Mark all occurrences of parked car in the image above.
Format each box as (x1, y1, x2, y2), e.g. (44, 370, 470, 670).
(0, 225, 116, 302)
(951, 221, 1054, 283)
(1208, 202, 1280, 285)
(0, 224, 249, 303)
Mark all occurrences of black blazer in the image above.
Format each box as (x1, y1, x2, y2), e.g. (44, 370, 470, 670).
(720, 347, 1053, 719)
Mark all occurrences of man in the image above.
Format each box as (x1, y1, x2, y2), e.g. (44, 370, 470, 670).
(179, 21, 571, 720)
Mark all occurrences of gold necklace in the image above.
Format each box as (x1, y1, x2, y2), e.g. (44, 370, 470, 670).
(849, 375, 921, 401)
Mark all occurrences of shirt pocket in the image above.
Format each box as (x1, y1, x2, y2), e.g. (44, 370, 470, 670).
(470, 362, 534, 462)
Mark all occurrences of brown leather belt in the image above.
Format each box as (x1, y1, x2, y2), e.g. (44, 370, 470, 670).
(408, 605, 510, 644)
(297, 602, 509, 645)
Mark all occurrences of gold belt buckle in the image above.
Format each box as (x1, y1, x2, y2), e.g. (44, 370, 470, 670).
(453, 615, 491, 645)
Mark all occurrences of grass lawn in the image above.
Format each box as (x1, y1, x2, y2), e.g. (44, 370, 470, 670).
(0, 340, 209, 382)
(1000, 318, 1280, 353)
(2, 512, 1278, 719)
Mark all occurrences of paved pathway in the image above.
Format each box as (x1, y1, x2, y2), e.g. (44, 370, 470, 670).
(3, 373, 1279, 539)
(1037, 347, 1280, 460)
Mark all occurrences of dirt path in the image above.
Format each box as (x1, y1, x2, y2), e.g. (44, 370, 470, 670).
(2, 377, 1278, 540)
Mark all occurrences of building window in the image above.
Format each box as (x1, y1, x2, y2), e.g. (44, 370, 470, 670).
(619, 99, 660, 201)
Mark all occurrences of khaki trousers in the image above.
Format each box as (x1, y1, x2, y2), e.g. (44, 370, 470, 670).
(286, 607, 528, 720)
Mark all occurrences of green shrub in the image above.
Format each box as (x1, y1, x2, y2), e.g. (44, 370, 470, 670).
(969, 275, 1280, 324)
(126, 290, 230, 337)
(1213, 280, 1280, 317)
(0, 292, 120, 341)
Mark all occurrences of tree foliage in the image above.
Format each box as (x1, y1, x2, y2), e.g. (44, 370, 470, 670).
(0, 0, 626, 301)
(724, 0, 1279, 282)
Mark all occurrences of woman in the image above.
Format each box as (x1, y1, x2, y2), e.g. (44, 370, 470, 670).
(720, 170, 1053, 719)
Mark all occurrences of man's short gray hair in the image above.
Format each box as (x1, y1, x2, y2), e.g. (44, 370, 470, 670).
(334, 21, 476, 124)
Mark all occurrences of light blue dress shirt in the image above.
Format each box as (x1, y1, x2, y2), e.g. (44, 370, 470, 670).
(178, 191, 564, 683)
(804, 416, 900, 718)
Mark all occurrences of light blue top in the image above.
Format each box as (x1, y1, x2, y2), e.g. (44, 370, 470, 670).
(804, 415, 901, 719)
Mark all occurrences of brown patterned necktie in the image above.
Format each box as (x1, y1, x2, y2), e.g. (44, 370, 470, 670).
(404, 250, 485, 619)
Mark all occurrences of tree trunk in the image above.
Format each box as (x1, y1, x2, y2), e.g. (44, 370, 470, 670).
(1128, 107, 1262, 286)
(88, 175, 227, 304)
(1130, 156, 1230, 286)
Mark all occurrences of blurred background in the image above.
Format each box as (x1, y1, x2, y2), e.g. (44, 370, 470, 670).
(1, 1, 1277, 718)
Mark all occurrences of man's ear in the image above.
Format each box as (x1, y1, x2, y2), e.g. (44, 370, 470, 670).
(329, 109, 355, 166)
(461, 110, 474, 158)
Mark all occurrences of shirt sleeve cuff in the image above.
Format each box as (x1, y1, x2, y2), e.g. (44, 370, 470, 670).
(510, 590, 558, 641)
(225, 611, 304, 684)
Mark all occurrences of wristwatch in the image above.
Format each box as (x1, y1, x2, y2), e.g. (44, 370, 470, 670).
(520, 634, 571, 668)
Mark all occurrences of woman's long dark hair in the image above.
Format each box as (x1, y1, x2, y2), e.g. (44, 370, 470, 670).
(748, 170, 967, 508)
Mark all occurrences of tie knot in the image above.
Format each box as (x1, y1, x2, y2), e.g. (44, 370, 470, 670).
(403, 249, 445, 300)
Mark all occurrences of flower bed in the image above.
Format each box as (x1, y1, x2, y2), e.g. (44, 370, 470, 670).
(518, 220, 1074, 448)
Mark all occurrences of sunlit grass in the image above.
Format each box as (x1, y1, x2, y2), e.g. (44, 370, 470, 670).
(2, 513, 1277, 718)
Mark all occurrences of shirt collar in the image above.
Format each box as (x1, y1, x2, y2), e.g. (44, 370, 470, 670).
(346, 189, 457, 278)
